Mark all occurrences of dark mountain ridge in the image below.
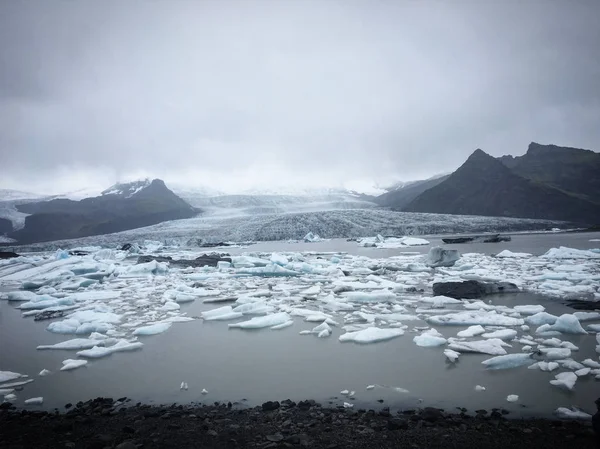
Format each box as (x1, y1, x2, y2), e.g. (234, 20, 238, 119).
(9, 179, 198, 244)
(374, 174, 449, 209)
(403, 146, 600, 224)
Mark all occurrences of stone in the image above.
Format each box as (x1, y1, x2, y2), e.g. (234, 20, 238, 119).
(420, 407, 444, 423)
(0, 251, 19, 259)
(137, 253, 231, 268)
(207, 430, 218, 437)
(432, 280, 519, 299)
(388, 418, 409, 430)
(266, 433, 284, 442)
(34, 310, 66, 321)
(115, 442, 137, 449)
(262, 401, 280, 412)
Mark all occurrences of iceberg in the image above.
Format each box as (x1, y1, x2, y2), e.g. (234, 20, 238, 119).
(237, 264, 300, 277)
(228, 312, 291, 329)
(539, 348, 571, 360)
(550, 372, 577, 390)
(37, 338, 115, 350)
(506, 395, 519, 403)
(60, 359, 88, 371)
(342, 290, 397, 303)
(339, 327, 404, 344)
(77, 340, 143, 358)
(554, 407, 591, 420)
(513, 305, 545, 315)
(496, 250, 532, 258)
(133, 322, 172, 336)
(541, 247, 600, 259)
(482, 353, 533, 370)
(304, 232, 323, 242)
(448, 338, 510, 355)
(426, 247, 460, 268)
(24, 397, 44, 405)
(444, 349, 460, 362)
(536, 314, 587, 335)
(413, 328, 447, 347)
(428, 310, 524, 326)
(456, 325, 485, 338)
(0, 371, 26, 383)
(481, 329, 517, 340)
(525, 312, 558, 326)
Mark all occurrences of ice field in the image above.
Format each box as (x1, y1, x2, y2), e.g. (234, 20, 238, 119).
(1, 232, 599, 418)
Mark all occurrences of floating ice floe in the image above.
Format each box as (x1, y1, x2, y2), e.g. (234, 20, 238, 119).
(482, 353, 533, 370)
(456, 325, 486, 338)
(0, 371, 27, 383)
(554, 407, 592, 420)
(77, 340, 143, 358)
(228, 312, 292, 329)
(339, 327, 404, 344)
(428, 311, 524, 326)
(413, 328, 447, 347)
(448, 338, 511, 356)
(60, 359, 88, 371)
(24, 397, 43, 405)
(444, 349, 460, 363)
(536, 314, 587, 335)
(496, 250, 532, 258)
(481, 329, 517, 340)
(133, 322, 172, 336)
(550, 372, 577, 390)
(475, 385, 486, 392)
(39, 369, 51, 376)
(506, 395, 519, 403)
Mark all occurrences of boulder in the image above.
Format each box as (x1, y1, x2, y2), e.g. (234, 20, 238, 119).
(426, 246, 460, 267)
(0, 251, 20, 259)
(433, 280, 519, 299)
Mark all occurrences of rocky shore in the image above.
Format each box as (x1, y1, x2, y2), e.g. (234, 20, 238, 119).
(0, 398, 596, 449)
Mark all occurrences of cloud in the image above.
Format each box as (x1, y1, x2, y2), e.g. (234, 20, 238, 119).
(1, 0, 599, 194)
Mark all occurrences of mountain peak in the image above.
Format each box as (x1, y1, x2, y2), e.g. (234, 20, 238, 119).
(102, 178, 152, 198)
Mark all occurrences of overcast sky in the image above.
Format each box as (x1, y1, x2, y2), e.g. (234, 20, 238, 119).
(1, 0, 599, 195)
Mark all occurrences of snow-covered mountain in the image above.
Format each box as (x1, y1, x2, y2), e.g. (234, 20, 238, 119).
(0, 189, 47, 202)
(101, 179, 153, 198)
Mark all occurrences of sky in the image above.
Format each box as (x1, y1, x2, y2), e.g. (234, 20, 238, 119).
(1, 0, 599, 195)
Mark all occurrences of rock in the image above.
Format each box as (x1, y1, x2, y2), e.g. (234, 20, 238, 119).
(432, 280, 519, 299)
(426, 247, 460, 267)
(420, 407, 444, 423)
(387, 418, 409, 430)
(207, 430, 218, 437)
(262, 401, 280, 412)
(115, 442, 137, 449)
(266, 433, 284, 442)
(281, 399, 296, 408)
(0, 251, 19, 259)
(34, 310, 66, 321)
(69, 250, 90, 256)
(121, 426, 135, 434)
(120, 243, 133, 251)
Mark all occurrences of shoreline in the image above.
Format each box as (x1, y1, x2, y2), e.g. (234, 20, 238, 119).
(1, 397, 596, 449)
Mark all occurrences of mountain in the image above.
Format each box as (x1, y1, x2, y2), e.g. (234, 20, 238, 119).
(0, 189, 46, 202)
(404, 148, 600, 224)
(375, 174, 449, 209)
(8, 179, 198, 244)
(498, 142, 600, 204)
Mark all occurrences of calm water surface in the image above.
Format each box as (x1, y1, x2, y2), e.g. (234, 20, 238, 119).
(1, 231, 599, 416)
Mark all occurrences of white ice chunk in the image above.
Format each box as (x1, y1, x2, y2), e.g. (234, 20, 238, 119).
(342, 290, 397, 303)
(237, 264, 300, 277)
(550, 372, 577, 390)
(573, 311, 600, 322)
(366, 385, 375, 390)
(39, 369, 51, 376)
(448, 338, 510, 355)
(270, 253, 288, 266)
(541, 246, 600, 259)
(475, 385, 486, 392)
(271, 320, 294, 330)
(581, 359, 600, 369)
(482, 353, 533, 370)
(60, 359, 88, 371)
(24, 397, 43, 405)
(228, 312, 291, 329)
(339, 327, 404, 344)
(428, 311, 523, 326)
(575, 368, 591, 377)
(481, 329, 517, 340)
(513, 305, 545, 315)
(536, 314, 587, 335)
(444, 349, 460, 363)
(496, 250, 532, 258)
(201, 388, 208, 395)
(413, 328, 447, 347)
(133, 322, 172, 336)
(343, 402, 354, 409)
(539, 348, 571, 360)
(202, 306, 244, 321)
(525, 312, 558, 326)
(76, 340, 143, 358)
(0, 371, 26, 383)
(506, 395, 519, 403)
(554, 407, 592, 420)
(37, 338, 115, 350)
(457, 325, 486, 338)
